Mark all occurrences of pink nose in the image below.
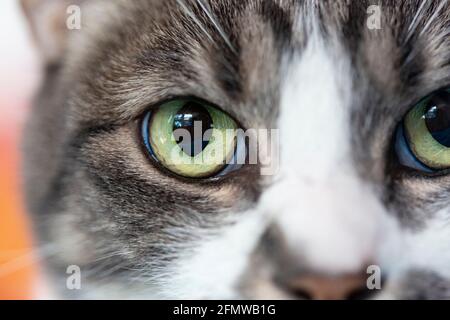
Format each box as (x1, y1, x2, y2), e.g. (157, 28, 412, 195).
(286, 273, 370, 300)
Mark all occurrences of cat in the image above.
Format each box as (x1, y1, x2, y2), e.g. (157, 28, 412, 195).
(21, 0, 450, 299)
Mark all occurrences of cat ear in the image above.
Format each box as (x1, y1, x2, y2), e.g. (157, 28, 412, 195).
(21, 0, 83, 65)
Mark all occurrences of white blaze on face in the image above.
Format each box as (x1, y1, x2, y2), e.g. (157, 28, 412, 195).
(163, 24, 390, 299)
(262, 32, 385, 274)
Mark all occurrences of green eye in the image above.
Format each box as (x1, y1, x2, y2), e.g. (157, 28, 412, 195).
(401, 89, 450, 170)
(141, 99, 239, 178)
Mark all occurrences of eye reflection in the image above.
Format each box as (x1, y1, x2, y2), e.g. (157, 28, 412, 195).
(424, 91, 450, 147)
(173, 102, 213, 157)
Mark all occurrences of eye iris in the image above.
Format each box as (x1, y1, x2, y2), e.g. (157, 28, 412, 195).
(399, 89, 450, 172)
(424, 91, 450, 147)
(143, 99, 239, 179)
(173, 102, 213, 157)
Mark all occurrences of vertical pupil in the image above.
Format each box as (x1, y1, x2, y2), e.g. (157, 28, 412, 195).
(173, 102, 213, 157)
(424, 91, 450, 147)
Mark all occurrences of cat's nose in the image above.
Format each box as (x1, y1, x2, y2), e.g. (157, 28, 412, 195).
(283, 273, 371, 300)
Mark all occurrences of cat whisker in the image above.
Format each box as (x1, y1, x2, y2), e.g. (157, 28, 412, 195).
(176, 0, 216, 45)
(90, 250, 134, 263)
(403, 0, 448, 67)
(195, 0, 237, 54)
(176, 0, 237, 55)
(0, 245, 59, 278)
(420, 0, 448, 37)
(405, 0, 430, 43)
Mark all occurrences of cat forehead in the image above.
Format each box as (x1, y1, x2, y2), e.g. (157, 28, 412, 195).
(69, 0, 449, 124)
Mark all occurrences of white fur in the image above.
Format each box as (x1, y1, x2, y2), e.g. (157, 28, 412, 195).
(379, 209, 450, 280)
(263, 32, 385, 274)
(159, 211, 270, 299)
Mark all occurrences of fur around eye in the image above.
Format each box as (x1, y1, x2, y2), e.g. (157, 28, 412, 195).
(141, 99, 245, 179)
(395, 89, 450, 173)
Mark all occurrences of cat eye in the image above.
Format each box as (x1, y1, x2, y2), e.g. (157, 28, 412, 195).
(395, 89, 450, 173)
(141, 99, 244, 178)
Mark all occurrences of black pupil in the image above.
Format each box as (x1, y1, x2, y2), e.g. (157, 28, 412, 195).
(424, 91, 450, 147)
(173, 102, 213, 157)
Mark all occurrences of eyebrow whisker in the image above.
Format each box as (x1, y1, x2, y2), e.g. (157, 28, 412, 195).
(195, 0, 237, 55)
(420, 0, 448, 37)
(405, 0, 430, 43)
(176, 0, 217, 46)
(402, 0, 448, 67)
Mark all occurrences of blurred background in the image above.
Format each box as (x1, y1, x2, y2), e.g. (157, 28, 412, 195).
(0, 0, 41, 299)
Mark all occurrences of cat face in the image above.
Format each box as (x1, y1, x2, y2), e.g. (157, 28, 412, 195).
(22, 0, 450, 299)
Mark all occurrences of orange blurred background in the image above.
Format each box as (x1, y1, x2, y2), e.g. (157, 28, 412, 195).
(0, 0, 41, 299)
